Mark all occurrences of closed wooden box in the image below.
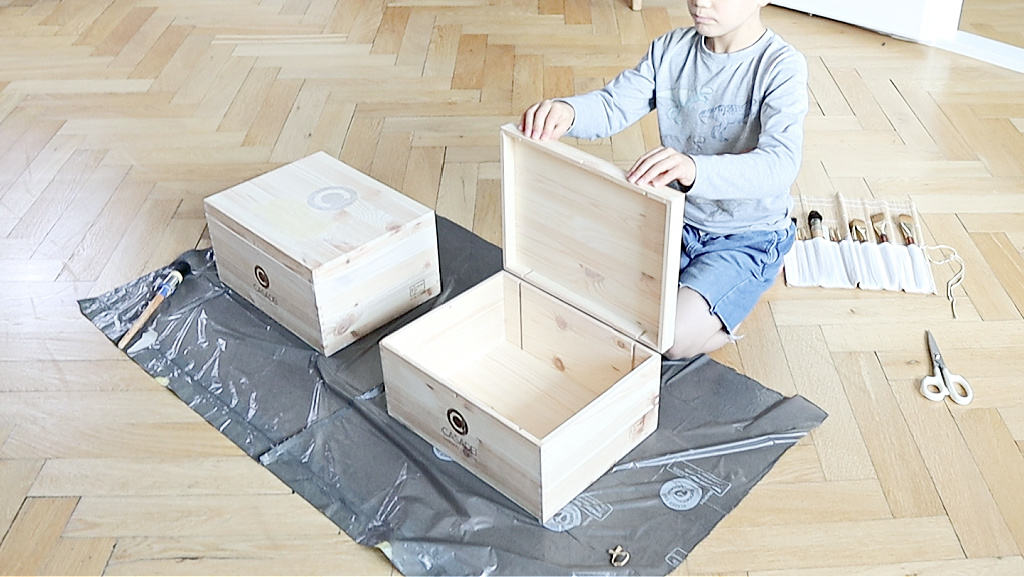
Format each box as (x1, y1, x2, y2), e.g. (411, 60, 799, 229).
(381, 125, 685, 521)
(204, 151, 440, 356)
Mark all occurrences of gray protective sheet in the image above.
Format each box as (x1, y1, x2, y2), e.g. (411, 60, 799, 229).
(80, 216, 827, 576)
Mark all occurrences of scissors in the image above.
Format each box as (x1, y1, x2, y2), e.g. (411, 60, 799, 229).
(920, 330, 973, 405)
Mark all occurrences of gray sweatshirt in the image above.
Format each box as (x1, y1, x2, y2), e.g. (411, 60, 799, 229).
(561, 27, 808, 235)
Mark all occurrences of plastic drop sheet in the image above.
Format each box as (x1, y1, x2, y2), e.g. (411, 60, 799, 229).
(80, 216, 827, 576)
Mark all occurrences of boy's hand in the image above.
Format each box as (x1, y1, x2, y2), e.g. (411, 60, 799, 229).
(520, 100, 575, 141)
(628, 146, 696, 189)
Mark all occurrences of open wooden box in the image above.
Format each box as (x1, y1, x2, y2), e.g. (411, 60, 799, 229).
(381, 125, 685, 521)
(204, 152, 440, 356)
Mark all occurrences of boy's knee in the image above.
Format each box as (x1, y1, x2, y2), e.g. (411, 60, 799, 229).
(665, 333, 706, 360)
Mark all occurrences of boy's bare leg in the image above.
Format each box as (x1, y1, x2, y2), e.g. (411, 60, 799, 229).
(665, 287, 731, 360)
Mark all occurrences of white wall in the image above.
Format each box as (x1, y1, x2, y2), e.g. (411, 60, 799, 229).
(770, 0, 963, 44)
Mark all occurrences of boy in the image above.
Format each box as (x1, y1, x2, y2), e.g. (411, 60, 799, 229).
(520, 0, 807, 360)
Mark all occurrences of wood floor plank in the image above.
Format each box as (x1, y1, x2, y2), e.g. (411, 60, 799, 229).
(0, 497, 78, 575)
(0, 420, 241, 460)
(735, 299, 798, 397)
(753, 555, 1024, 576)
(778, 326, 875, 481)
(686, 516, 963, 574)
(718, 480, 891, 528)
(29, 457, 289, 497)
(955, 408, 1024, 555)
(0, 459, 43, 543)
(38, 537, 116, 575)
(401, 145, 444, 208)
(106, 534, 394, 576)
(889, 376, 1019, 558)
(832, 352, 944, 518)
(435, 161, 477, 230)
(65, 494, 340, 538)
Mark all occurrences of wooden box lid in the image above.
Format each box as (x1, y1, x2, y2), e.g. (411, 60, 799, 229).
(500, 125, 686, 354)
(204, 151, 433, 281)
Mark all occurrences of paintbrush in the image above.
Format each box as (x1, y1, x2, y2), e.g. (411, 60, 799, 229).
(117, 260, 192, 350)
(870, 213, 889, 243)
(849, 219, 868, 242)
(808, 210, 824, 239)
(898, 214, 916, 245)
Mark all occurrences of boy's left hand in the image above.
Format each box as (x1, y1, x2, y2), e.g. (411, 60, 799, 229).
(628, 146, 696, 189)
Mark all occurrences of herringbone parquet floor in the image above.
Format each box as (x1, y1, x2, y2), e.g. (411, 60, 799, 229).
(1, 0, 1024, 574)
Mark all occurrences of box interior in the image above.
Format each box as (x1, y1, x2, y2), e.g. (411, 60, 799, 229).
(385, 273, 654, 440)
(500, 126, 685, 353)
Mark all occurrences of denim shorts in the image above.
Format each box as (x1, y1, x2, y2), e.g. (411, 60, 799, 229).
(678, 222, 795, 334)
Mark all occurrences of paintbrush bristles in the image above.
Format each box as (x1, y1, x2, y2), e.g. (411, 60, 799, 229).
(898, 214, 916, 245)
(849, 219, 868, 242)
(870, 213, 889, 243)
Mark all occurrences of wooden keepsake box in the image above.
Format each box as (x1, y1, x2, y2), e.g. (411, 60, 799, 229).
(204, 151, 440, 356)
(380, 125, 685, 521)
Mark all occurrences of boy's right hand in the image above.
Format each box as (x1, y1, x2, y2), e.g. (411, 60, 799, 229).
(520, 100, 575, 141)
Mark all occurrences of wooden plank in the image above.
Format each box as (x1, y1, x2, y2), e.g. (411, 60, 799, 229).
(832, 352, 944, 517)
(218, 65, 279, 133)
(64, 494, 340, 538)
(400, 145, 444, 208)
(395, 8, 434, 68)
(85, 197, 181, 296)
(970, 232, 1024, 316)
(0, 421, 241, 459)
(339, 113, 383, 174)
(39, 537, 116, 575)
(512, 53, 543, 117)
(305, 91, 355, 158)
(0, 497, 79, 575)
(61, 175, 154, 282)
(242, 76, 304, 148)
(0, 360, 150, 392)
(472, 177, 501, 247)
(270, 81, 329, 162)
(757, 444, 824, 484)
(923, 213, 1021, 321)
(480, 42, 514, 106)
(957, 408, 1024, 551)
(735, 299, 798, 396)
(368, 129, 412, 192)
(422, 22, 460, 79)
(777, 326, 874, 481)
(806, 56, 852, 118)
(754, 555, 1024, 576)
(435, 162, 477, 230)
(92, 6, 156, 57)
(686, 516, 963, 574)
(369, 5, 410, 55)
(6, 149, 107, 245)
(889, 376, 1019, 557)
(0, 459, 43, 541)
(718, 480, 891, 529)
(450, 33, 486, 90)
(106, 534, 393, 575)
(29, 457, 290, 497)
(830, 67, 892, 131)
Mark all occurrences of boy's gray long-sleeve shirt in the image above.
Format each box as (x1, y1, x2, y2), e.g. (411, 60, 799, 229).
(560, 27, 808, 235)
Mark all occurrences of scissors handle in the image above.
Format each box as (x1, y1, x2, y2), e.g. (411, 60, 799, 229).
(919, 368, 974, 405)
(942, 368, 974, 405)
(920, 373, 948, 402)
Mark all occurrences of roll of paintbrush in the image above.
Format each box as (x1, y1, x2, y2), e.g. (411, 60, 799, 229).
(117, 260, 192, 350)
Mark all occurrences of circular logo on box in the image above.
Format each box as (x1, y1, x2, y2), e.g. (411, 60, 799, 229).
(446, 408, 468, 436)
(254, 265, 270, 289)
(307, 186, 357, 212)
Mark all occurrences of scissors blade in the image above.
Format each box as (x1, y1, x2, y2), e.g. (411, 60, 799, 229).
(926, 330, 944, 369)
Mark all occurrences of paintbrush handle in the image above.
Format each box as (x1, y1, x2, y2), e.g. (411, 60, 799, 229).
(116, 270, 184, 350)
